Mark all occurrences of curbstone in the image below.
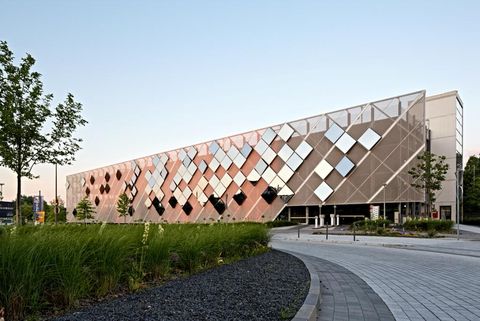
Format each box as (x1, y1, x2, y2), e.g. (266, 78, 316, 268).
(281, 250, 321, 321)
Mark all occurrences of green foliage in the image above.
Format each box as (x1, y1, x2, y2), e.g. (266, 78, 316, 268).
(0, 223, 269, 321)
(408, 151, 449, 215)
(462, 217, 480, 226)
(351, 218, 391, 232)
(265, 220, 298, 228)
(463, 155, 480, 216)
(0, 40, 87, 225)
(75, 197, 95, 222)
(116, 193, 130, 223)
(402, 218, 453, 233)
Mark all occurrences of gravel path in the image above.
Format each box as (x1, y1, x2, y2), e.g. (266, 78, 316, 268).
(52, 250, 309, 321)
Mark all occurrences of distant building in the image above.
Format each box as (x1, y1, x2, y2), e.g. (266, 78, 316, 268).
(66, 90, 463, 224)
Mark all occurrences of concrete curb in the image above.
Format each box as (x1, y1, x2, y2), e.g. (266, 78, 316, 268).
(281, 250, 321, 321)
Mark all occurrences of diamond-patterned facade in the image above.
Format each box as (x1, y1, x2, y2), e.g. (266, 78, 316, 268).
(67, 91, 427, 223)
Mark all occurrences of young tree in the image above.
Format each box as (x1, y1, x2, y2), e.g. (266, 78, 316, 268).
(117, 193, 130, 224)
(463, 155, 480, 217)
(0, 41, 87, 225)
(76, 197, 95, 224)
(408, 151, 449, 216)
(46, 197, 67, 223)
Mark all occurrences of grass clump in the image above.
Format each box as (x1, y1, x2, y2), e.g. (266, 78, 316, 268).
(0, 223, 269, 321)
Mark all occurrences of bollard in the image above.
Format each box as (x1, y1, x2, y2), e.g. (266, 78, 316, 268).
(353, 224, 356, 242)
(326, 223, 329, 240)
(315, 216, 318, 229)
(298, 225, 300, 238)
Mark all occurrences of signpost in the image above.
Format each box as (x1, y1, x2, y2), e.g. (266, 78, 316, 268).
(370, 205, 380, 220)
(0, 201, 14, 225)
(33, 192, 44, 224)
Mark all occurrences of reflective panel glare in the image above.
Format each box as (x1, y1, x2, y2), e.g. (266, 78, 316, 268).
(314, 159, 334, 179)
(262, 128, 277, 144)
(254, 139, 269, 156)
(198, 160, 208, 173)
(233, 172, 246, 187)
(358, 128, 382, 150)
(255, 159, 268, 175)
(335, 156, 355, 177)
(278, 165, 294, 182)
(314, 182, 334, 202)
(261, 167, 276, 185)
(209, 141, 220, 155)
(233, 154, 247, 168)
(278, 144, 294, 162)
(286, 153, 303, 171)
(324, 123, 344, 144)
(278, 124, 294, 141)
(296, 141, 313, 159)
(335, 133, 356, 154)
(262, 147, 276, 164)
(240, 143, 252, 158)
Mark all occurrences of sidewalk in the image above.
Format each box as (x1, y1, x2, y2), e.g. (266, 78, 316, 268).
(271, 225, 480, 258)
(457, 224, 480, 234)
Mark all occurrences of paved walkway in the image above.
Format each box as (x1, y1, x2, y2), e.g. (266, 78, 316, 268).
(457, 224, 480, 234)
(289, 252, 394, 321)
(272, 229, 480, 321)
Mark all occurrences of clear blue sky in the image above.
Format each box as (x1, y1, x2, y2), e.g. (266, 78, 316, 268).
(0, 0, 479, 202)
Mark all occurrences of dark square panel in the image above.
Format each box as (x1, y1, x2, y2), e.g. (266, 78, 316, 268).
(90, 176, 95, 185)
(116, 170, 122, 180)
(261, 186, 277, 204)
(233, 190, 247, 205)
(99, 184, 105, 194)
(105, 184, 110, 194)
(182, 201, 193, 215)
(105, 172, 110, 182)
(168, 196, 178, 208)
(208, 194, 226, 214)
(94, 196, 100, 206)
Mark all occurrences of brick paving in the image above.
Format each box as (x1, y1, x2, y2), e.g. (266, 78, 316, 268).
(292, 253, 394, 321)
(272, 232, 480, 321)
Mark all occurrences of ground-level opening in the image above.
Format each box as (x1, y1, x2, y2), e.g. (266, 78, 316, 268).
(276, 202, 427, 225)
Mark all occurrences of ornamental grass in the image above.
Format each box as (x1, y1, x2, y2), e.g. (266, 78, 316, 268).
(0, 223, 269, 321)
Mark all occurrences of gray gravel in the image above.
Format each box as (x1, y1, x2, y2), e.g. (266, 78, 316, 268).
(52, 250, 309, 321)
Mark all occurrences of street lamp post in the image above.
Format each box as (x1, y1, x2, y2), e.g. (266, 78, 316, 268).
(383, 183, 387, 228)
(456, 169, 464, 240)
(333, 204, 336, 226)
(55, 164, 58, 224)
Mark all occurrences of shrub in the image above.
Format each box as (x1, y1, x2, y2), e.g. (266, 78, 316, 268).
(265, 220, 298, 228)
(402, 218, 453, 233)
(351, 218, 391, 232)
(463, 217, 480, 227)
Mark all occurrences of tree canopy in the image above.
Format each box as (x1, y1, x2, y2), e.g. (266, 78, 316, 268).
(408, 151, 449, 215)
(463, 155, 480, 217)
(0, 40, 87, 224)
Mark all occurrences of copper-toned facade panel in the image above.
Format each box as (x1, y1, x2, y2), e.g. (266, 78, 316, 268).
(67, 91, 427, 223)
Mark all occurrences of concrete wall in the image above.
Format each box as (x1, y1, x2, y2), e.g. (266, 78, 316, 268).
(426, 91, 462, 222)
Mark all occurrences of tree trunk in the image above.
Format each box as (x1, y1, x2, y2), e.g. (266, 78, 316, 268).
(16, 173, 22, 225)
(124, 215, 126, 224)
